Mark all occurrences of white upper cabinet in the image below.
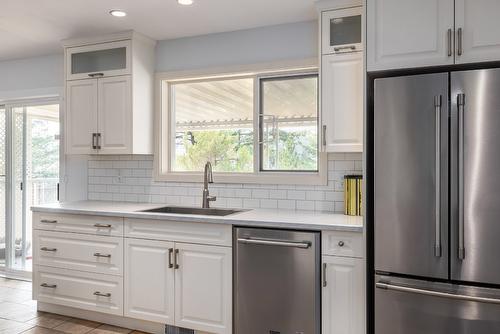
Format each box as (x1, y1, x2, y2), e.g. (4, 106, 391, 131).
(97, 76, 132, 154)
(322, 7, 363, 54)
(66, 79, 98, 154)
(63, 31, 155, 155)
(66, 40, 131, 81)
(367, 0, 500, 71)
(321, 52, 363, 152)
(367, 0, 455, 71)
(455, 0, 500, 64)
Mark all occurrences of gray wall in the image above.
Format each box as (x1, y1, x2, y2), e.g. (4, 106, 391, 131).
(0, 20, 319, 203)
(156, 20, 318, 72)
(0, 54, 64, 100)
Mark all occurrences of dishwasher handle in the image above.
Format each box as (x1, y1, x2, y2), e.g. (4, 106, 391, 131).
(237, 237, 311, 249)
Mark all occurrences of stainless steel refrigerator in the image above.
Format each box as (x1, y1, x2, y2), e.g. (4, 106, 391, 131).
(374, 68, 500, 333)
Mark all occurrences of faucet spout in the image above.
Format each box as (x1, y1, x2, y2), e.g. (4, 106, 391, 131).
(202, 161, 216, 208)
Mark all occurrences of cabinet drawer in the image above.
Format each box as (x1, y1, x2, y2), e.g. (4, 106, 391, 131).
(33, 212, 123, 236)
(125, 218, 232, 246)
(322, 231, 364, 258)
(34, 266, 123, 316)
(34, 230, 123, 275)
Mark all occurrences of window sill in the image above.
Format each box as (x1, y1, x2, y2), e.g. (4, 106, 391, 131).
(154, 155, 328, 186)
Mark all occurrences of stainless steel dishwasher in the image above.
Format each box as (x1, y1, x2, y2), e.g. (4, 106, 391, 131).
(234, 227, 321, 334)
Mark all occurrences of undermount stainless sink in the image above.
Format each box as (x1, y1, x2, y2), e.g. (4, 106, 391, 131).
(140, 206, 245, 216)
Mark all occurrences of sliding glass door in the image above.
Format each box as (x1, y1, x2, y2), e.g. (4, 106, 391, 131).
(1, 101, 60, 275)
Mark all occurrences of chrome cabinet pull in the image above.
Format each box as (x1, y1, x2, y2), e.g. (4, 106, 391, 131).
(322, 263, 327, 287)
(96, 133, 101, 150)
(93, 253, 111, 258)
(168, 248, 174, 269)
(376, 282, 500, 305)
(434, 95, 442, 257)
(40, 283, 57, 288)
(458, 93, 466, 260)
(94, 223, 112, 228)
(322, 125, 327, 146)
(40, 247, 57, 252)
(88, 73, 104, 78)
(447, 29, 453, 57)
(334, 45, 356, 52)
(457, 28, 463, 56)
(92, 133, 98, 149)
(237, 237, 311, 249)
(41, 219, 57, 224)
(93, 291, 111, 297)
(174, 249, 180, 269)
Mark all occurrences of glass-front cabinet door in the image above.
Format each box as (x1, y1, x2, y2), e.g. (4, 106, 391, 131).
(322, 7, 363, 55)
(66, 40, 131, 80)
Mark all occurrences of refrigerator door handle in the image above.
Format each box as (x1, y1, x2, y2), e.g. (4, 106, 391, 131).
(376, 281, 500, 305)
(434, 95, 442, 257)
(458, 93, 466, 260)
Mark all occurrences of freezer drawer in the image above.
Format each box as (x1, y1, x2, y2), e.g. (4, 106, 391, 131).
(375, 275, 500, 334)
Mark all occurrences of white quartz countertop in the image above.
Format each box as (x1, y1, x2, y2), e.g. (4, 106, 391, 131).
(31, 201, 363, 232)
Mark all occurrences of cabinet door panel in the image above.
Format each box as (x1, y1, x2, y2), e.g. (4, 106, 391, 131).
(322, 53, 363, 152)
(66, 40, 131, 80)
(322, 256, 365, 334)
(455, 0, 500, 64)
(124, 238, 175, 324)
(66, 79, 97, 154)
(367, 0, 454, 71)
(98, 75, 132, 154)
(174, 243, 232, 334)
(322, 7, 363, 55)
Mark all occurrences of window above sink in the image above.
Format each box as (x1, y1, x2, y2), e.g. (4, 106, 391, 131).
(155, 61, 327, 185)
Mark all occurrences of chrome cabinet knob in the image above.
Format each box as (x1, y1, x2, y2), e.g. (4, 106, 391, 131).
(338, 241, 345, 247)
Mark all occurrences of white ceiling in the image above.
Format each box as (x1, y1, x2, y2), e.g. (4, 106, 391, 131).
(0, 0, 317, 61)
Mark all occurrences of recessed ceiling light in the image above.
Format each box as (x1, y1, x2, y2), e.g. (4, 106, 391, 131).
(177, 0, 193, 5)
(109, 10, 127, 17)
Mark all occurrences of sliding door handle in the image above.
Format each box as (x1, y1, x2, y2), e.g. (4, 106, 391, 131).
(457, 94, 466, 260)
(376, 282, 500, 305)
(322, 125, 327, 146)
(434, 95, 442, 257)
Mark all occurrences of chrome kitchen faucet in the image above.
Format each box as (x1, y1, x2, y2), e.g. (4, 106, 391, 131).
(202, 161, 216, 208)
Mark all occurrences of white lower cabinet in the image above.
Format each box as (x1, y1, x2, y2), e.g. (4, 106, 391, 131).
(124, 238, 232, 334)
(34, 266, 123, 316)
(124, 238, 175, 324)
(174, 242, 232, 334)
(322, 255, 364, 334)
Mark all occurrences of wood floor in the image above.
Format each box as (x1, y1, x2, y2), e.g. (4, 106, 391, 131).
(0, 278, 147, 334)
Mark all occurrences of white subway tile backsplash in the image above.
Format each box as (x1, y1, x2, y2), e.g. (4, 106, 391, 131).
(87, 153, 362, 213)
